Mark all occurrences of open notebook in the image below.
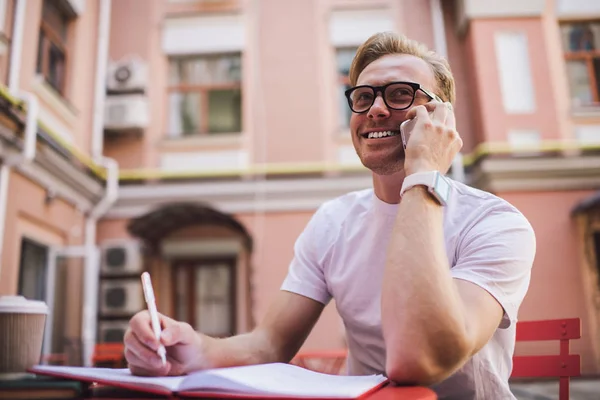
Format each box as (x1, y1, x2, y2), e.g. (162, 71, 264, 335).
(31, 363, 388, 399)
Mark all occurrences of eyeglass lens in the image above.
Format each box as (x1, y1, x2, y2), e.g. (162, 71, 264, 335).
(349, 83, 416, 112)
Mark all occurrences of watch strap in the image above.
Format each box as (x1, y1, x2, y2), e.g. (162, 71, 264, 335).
(400, 171, 438, 197)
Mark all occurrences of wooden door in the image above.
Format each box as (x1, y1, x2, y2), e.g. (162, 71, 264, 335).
(172, 257, 236, 337)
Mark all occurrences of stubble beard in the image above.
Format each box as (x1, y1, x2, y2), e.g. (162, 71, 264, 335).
(357, 150, 405, 175)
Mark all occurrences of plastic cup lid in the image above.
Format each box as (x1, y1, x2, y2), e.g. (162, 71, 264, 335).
(0, 295, 48, 314)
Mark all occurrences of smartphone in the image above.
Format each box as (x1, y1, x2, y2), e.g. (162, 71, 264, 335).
(400, 111, 434, 149)
(399, 118, 418, 150)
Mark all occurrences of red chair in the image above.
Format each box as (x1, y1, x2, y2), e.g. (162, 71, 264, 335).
(92, 343, 126, 368)
(511, 318, 581, 400)
(40, 353, 68, 365)
(291, 349, 348, 375)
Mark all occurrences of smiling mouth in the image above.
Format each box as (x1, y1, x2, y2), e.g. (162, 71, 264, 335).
(361, 130, 400, 139)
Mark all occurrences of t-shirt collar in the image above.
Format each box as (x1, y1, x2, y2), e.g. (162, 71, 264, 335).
(371, 190, 399, 216)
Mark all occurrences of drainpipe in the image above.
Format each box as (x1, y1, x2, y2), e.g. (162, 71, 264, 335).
(81, 0, 118, 367)
(0, 0, 39, 283)
(81, 157, 118, 367)
(429, 0, 465, 183)
(91, 0, 112, 160)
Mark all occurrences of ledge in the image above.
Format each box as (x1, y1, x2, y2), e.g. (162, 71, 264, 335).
(455, 0, 545, 35)
(0, 118, 103, 212)
(31, 75, 79, 128)
(555, 0, 600, 19)
(107, 173, 373, 218)
(471, 154, 600, 192)
(160, 133, 244, 150)
(572, 106, 600, 120)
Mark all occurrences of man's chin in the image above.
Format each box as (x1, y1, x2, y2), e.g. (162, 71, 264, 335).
(360, 157, 405, 176)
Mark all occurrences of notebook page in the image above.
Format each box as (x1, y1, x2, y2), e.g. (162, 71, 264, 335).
(32, 365, 186, 393)
(179, 363, 387, 398)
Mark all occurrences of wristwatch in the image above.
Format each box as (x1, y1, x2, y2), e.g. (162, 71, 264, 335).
(400, 171, 451, 206)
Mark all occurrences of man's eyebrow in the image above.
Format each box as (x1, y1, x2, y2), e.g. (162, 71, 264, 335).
(356, 80, 404, 87)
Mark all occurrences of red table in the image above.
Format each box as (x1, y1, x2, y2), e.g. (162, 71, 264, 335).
(86, 384, 437, 399)
(365, 385, 437, 399)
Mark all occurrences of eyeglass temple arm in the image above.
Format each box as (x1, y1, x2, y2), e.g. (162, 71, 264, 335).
(420, 87, 444, 103)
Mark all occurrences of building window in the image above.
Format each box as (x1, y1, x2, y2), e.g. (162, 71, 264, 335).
(0, 0, 8, 34)
(336, 48, 356, 129)
(590, 231, 600, 290)
(561, 21, 600, 107)
(167, 54, 242, 136)
(0, 0, 14, 86)
(36, 0, 73, 95)
(17, 238, 49, 301)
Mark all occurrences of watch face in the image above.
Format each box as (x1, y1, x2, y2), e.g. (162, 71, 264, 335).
(435, 174, 451, 201)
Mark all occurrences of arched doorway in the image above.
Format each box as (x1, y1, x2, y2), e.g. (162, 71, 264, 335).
(127, 202, 254, 336)
(573, 193, 600, 369)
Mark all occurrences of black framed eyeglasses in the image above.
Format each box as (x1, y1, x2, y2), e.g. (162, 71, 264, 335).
(344, 81, 443, 114)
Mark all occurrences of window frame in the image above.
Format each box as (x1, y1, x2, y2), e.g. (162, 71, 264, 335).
(335, 47, 358, 129)
(564, 50, 600, 104)
(0, 0, 15, 86)
(167, 53, 243, 137)
(561, 20, 600, 106)
(37, 0, 72, 96)
(17, 237, 49, 302)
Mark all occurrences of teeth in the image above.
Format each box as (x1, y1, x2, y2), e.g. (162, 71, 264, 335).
(367, 131, 399, 139)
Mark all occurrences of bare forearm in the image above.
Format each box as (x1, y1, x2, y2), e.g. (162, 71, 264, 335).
(382, 187, 469, 381)
(203, 328, 286, 369)
(200, 292, 322, 371)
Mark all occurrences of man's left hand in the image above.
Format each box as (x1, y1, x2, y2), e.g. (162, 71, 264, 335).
(403, 102, 463, 176)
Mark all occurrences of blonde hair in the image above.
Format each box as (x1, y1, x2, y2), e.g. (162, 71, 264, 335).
(349, 31, 456, 104)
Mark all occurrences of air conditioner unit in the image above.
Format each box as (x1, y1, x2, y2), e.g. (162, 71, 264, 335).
(100, 240, 143, 277)
(99, 279, 144, 317)
(106, 57, 148, 92)
(104, 94, 149, 131)
(98, 320, 130, 343)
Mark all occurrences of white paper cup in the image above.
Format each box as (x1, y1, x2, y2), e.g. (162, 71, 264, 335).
(0, 295, 48, 380)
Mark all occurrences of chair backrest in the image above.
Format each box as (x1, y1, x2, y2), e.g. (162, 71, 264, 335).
(511, 318, 581, 400)
(92, 343, 125, 368)
(40, 353, 68, 366)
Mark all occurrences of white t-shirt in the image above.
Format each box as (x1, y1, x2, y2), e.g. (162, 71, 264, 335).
(281, 179, 536, 400)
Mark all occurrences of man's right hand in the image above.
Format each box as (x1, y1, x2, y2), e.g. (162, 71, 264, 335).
(123, 291, 324, 376)
(124, 311, 211, 376)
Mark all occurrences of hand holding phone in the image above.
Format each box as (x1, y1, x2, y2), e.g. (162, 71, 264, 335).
(400, 102, 462, 175)
(400, 110, 435, 149)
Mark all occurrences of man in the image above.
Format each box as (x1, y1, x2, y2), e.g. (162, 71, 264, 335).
(123, 32, 535, 399)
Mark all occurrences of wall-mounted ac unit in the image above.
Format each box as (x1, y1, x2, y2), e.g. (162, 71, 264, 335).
(104, 94, 149, 131)
(99, 279, 144, 317)
(98, 320, 130, 343)
(100, 240, 143, 277)
(106, 57, 148, 92)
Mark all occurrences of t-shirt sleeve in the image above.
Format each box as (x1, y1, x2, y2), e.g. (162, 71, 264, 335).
(280, 206, 332, 305)
(450, 207, 536, 329)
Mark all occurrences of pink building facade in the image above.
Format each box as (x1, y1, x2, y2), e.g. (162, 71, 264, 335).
(1, 0, 600, 375)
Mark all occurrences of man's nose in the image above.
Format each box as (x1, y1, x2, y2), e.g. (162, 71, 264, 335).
(367, 93, 390, 119)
